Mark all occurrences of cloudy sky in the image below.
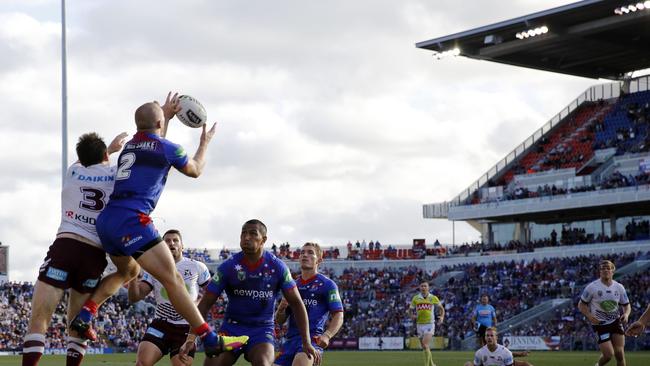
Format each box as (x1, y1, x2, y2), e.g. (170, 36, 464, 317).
(1, 0, 603, 282)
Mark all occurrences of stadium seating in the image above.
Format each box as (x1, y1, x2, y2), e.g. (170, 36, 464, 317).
(4, 250, 650, 353)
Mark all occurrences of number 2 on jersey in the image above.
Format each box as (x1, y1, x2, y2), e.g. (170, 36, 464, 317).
(116, 152, 136, 180)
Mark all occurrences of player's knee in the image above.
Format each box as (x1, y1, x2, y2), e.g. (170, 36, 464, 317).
(294, 352, 314, 366)
(601, 353, 612, 363)
(135, 359, 152, 366)
(614, 349, 625, 361)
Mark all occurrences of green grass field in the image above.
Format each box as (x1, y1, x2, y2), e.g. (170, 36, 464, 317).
(3, 351, 650, 366)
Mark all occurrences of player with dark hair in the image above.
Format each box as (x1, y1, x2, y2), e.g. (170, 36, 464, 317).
(578, 260, 630, 366)
(471, 294, 497, 347)
(70, 92, 247, 357)
(274, 242, 344, 366)
(128, 229, 211, 366)
(185, 219, 319, 366)
(22, 131, 127, 366)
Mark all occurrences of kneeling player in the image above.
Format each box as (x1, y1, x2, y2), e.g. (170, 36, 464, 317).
(464, 327, 514, 366)
(274, 242, 344, 366)
(128, 229, 210, 366)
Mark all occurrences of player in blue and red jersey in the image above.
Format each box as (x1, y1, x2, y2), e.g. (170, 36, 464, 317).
(274, 242, 344, 366)
(70, 92, 247, 357)
(190, 220, 319, 366)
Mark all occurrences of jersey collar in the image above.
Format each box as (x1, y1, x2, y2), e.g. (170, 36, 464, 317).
(240, 254, 265, 271)
(299, 274, 318, 285)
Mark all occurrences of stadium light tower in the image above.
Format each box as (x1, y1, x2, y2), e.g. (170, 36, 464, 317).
(61, 0, 68, 185)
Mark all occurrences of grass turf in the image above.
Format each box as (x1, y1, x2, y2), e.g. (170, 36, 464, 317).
(3, 351, 650, 366)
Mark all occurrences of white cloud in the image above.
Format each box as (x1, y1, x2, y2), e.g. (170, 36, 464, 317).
(0, 0, 598, 281)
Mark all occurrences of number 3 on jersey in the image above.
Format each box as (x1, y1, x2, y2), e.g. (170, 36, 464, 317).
(116, 152, 136, 180)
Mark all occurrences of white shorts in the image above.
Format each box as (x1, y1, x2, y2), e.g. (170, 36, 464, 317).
(417, 323, 435, 338)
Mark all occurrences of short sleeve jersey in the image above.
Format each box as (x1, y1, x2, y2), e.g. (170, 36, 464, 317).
(580, 279, 630, 325)
(473, 344, 514, 366)
(206, 251, 296, 326)
(57, 162, 116, 244)
(474, 304, 497, 327)
(107, 132, 188, 214)
(141, 257, 210, 325)
(410, 293, 440, 325)
(285, 273, 343, 339)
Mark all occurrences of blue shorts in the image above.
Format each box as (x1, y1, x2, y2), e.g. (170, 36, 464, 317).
(275, 336, 323, 366)
(96, 206, 161, 258)
(219, 319, 275, 357)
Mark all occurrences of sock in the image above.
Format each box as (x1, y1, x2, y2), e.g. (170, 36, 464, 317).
(78, 300, 99, 323)
(22, 333, 45, 366)
(66, 337, 87, 366)
(423, 347, 432, 366)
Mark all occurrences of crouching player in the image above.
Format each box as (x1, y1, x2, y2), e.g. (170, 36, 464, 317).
(274, 242, 344, 366)
(465, 327, 515, 366)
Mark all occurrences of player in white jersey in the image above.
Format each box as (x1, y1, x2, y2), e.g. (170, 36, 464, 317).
(464, 327, 514, 366)
(128, 229, 211, 366)
(578, 260, 630, 366)
(22, 132, 127, 366)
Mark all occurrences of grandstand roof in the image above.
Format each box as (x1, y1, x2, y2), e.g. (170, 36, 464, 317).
(416, 0, 650, 80)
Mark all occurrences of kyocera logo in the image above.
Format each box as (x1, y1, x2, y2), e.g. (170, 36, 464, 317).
(66, 211, 96, 225)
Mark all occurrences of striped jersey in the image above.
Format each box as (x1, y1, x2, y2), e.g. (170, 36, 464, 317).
(141, 256, 210, 325)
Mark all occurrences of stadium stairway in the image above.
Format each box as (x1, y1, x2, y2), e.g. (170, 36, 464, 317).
(614, 259, 650, 280)
(432, 271, 464, 287)
(460, 298, 572, 350)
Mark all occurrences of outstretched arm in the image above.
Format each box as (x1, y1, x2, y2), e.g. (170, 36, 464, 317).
(107, 132, 129, 155)
(627, 304, 650, 336)
(160, 92, 180, 138)
(178, 123, 217, 178)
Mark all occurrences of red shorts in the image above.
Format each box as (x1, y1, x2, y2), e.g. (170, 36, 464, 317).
(142, 318, 194, 358)
(37, 237, 107, 293)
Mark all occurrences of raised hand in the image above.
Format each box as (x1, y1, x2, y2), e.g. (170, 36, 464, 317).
(107, 132, 129, 154)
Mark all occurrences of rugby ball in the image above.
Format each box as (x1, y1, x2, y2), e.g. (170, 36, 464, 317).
(177, 95, 207, 128)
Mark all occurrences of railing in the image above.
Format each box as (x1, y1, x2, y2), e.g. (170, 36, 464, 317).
(433, 75, 650, 212)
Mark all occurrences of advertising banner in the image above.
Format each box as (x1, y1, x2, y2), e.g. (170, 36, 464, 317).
(501, 336, 560, 350)
(405, 336, 448, 350)
(328, 338, 358, 350)
(358, 337, 404, 350)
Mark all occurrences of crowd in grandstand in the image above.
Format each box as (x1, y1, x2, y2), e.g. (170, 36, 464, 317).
(2, 251, 649, 353)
